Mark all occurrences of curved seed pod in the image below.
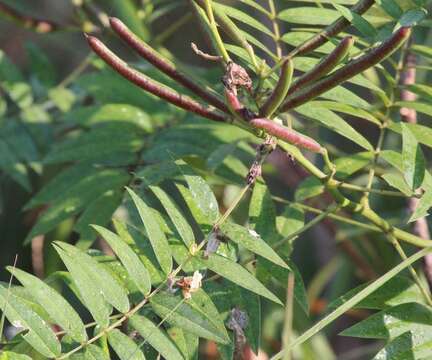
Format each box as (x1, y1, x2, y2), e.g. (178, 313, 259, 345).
(292, 0, 374, 57)
(109, 17, 229, 114)
(86, 35, 226, 122)
(260, 59, 293, 118)
(281, 27, 411, 111)
(288, 36, 354, 96)
(250, 118, 322, 153)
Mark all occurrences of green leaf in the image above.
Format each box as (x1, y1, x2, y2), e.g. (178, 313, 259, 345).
(332, 3, 377, 38)
(167, 327, 199, 360)
(295, 103, 373, 150)
(6, 267, 87, 343)
(341, 302, 432, 340)
(381, 150, 403, 171)
(249, 181, 278, 243)
(176, 160, 219, 224)
(401, 123, 425, 191)
(44, 123, 144, 164)
(409, 171, 432, 222)
(149, 186, 195, 248)
(328, 276, 426, 310)
(398, 8, 428, 27)
(333, 152, 373, 179)
(373, 330, 432, 360)
(26, 169, 129, 241)
(92, 225, 152, 295)
(62, 104, 152, 132)
(150, 290, 230, 344)
(220, 222, 289, 269)
(393, 101, 432, 117)
(74, 189, 123, 249)
(271, 247, 432, 359)
(107, 329, 145, 360)
(113, 220, 165, 286)
(54, 246, 112, 327)
(0, 140, 31, 191)
(48, 87, 75, 112)
(381, 173, 413, 196)
(0, 352, 32, 360)
(213, 3, 273, 37)
(129, 314, 184, 360)
(295, 177, 325, 201)
(201, 254, 282, 305)
(312, 101, 380, 125)
(389, 122, 432, 150)
(127, 187, 173, 274)
(376, 0, 403, 18)
(205, 280, 261, 354)
(278, 7, 341, 25)
(0, 284, 61, 358)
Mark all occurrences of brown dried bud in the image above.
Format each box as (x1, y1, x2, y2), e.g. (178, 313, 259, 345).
(223, 61, 253, 94)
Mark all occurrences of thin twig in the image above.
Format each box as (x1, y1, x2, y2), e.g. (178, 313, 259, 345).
(191, 42, 222, 62)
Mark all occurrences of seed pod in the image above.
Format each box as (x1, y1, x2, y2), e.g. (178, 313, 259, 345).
(281, 27, 411, 111)
(224, 88, 244, 113)
(288, 36, 354, 96)
(250, 118, 322, 153)
(86, 35, 226, 122)
(109, 17, 229, 114)
(259, 59, 293, 118)
(293, 0, 374, 56)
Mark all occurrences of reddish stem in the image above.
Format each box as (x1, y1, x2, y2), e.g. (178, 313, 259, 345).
(109, 17, 229, 114)
(86, 35, 226, 123)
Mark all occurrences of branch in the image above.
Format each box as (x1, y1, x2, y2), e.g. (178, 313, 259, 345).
(281, 27, 411, 111)
(110, 17, 229, 114)
(86, 35, 227, 123)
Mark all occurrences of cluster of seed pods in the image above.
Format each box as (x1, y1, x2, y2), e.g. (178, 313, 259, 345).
(86, 4, 411, 154)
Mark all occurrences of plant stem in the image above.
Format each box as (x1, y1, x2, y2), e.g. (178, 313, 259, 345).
(270, 247, 432, 360)
(203, 0, 230, 63)
(267, 0, 283, 58)
(281, 273, 295, 360)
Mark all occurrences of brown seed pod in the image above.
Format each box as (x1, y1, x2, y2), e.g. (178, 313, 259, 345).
(250, 118, 322, 153)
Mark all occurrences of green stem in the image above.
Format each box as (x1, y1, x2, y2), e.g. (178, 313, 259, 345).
(203, 0, 230, 63)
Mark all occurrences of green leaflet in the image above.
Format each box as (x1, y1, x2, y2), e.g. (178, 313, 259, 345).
(150, 290, 230, 344)
(74, 189, 123, 249)
(6, 267, 87, 343)
(25, 168, 129, 242)
(56, 242, 129, 313)
(127, 187, 173, 274)
(107, 329, 146, 360)
(381, 173, 413, 196)
(220, 222, 289, 269)
(167, 327, 199, 360)
(341, 302, 432, 340)
(409, 171, 432, 222)
(176, 160, 220, 224)
(201, 253, 282, 305)
(62, 104, 152, 132)
(129, 314, 184, 360)
(295, 103, 373, 151)
(389, 122, 432, 149)
(52, 247, 112, 327)
(401, 123, 425, 191)
(205, 279, 261, 355)
(149, 185, 195, 247)
(92, 225, 152, 295)
(0, 352, 32, 360)
(373, 331, 432, 359)
(0, 284, 61, 358)
(295, 177, 325, 202)
(328, 276, 426, 310)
